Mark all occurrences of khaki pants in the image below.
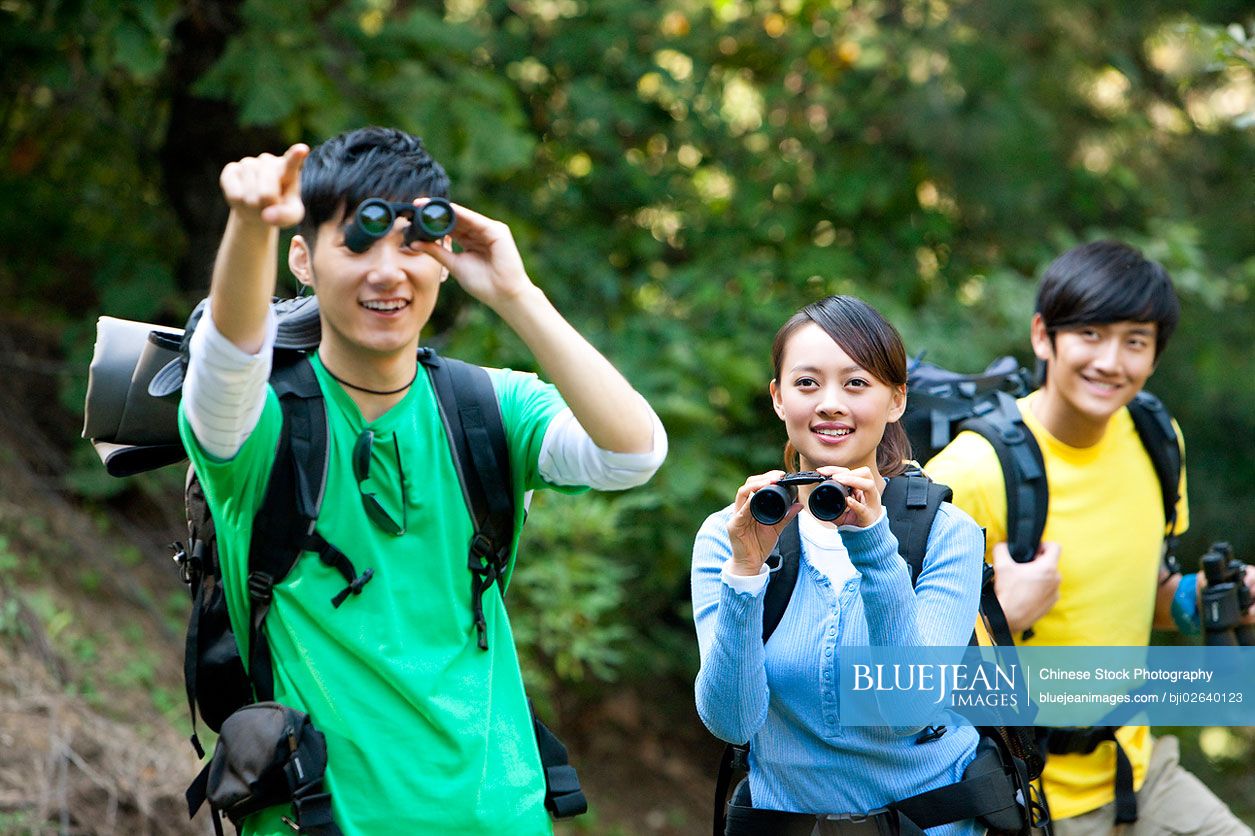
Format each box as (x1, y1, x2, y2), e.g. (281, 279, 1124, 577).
(1047, 736, 1252, 836)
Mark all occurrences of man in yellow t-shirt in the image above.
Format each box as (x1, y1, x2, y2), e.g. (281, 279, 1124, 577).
(926, 241, 1253, 835)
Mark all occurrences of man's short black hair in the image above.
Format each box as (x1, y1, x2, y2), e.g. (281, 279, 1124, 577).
(298, 126, 450, 248)
(1036, 240, 1180, 359)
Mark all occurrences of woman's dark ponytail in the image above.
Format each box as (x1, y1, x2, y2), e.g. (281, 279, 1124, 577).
(877, 422, 911, 478)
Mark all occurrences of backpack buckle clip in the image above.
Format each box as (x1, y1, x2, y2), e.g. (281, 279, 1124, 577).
(916, 725, 947, 744)
(468, 551, 503, 585)
(470, 533, 495, 560)
(170, 541, 193, 584)
(248, 571, 275, 603)
(999, 426, 1025, 445)
(331, 568, 375, 608)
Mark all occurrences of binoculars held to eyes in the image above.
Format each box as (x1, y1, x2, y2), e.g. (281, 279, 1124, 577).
(1200, 542, 1254, 647)
(345, 197, 456, 253)
(749, 472, 851, 525)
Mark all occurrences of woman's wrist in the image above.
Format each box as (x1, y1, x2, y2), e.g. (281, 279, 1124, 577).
(728, 557, 765, 577)
(722, 561, 770, 596)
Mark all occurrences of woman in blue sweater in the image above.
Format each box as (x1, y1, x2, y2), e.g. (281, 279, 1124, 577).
(692, 296, 987, 835)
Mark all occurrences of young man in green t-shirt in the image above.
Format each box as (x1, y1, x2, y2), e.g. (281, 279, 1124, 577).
(926, 241, 1252, 835)
(178, 127, 666, 834)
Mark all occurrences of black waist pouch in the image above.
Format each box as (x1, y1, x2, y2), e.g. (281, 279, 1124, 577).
(961, 736, 1049, 835)
(961, 738, 1023, 832)
(186, 702, 341, 835)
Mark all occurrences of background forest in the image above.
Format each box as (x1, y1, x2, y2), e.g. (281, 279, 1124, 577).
(1, 0, 1253, 832)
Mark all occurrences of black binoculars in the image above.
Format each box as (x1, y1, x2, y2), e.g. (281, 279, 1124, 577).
(1200, 542, 1254, 647)
(345, 197, 456, 253)
(749, 472, 851, 525)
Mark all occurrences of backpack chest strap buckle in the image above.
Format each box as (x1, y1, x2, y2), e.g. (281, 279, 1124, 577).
(248, 571, 274, 603)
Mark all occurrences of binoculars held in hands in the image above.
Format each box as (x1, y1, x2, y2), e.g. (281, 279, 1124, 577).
(345, 197, 456, 253)
(749, 472, 851, 525)
(1200, 542, 1254, 647)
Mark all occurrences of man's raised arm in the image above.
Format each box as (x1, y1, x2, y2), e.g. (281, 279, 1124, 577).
(210, 144, 309, 353)
(416, 201, 658, 458)
(181, 143, 310, 460)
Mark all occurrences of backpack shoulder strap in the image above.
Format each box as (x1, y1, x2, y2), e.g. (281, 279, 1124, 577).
(268, 358, 330, 519)
(246, 358, 379, 697)
(957, 391, 1048, 564)
(882, 468, 1020, 649)
(245, 357, 330, 700)
(419, 349, 516, 650)
(1126, 392, 1182, 556)
(761, 519, 801, 645)
(883, 468, 952, 585)
(420, 351, 587, 818)
(718, 517, 799, 836)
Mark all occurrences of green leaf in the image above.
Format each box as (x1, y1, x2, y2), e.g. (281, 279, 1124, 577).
(112, 20, 165, 80)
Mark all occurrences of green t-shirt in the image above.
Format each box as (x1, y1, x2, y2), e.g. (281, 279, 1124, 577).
(179, 353, 579, 835)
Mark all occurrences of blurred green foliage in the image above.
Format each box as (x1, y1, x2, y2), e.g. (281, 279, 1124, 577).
(3, 0, 1254, 810)
(510, 491, 636, 714)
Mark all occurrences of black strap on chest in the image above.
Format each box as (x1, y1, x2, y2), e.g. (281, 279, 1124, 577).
(245, 358, 372, 703)
(760, 520, 802, 645)
(418, 349, 587, 819)
(419, 349, 517, 651)
(1126, 391, 1183, 572)
(882, 469, 953, 585)
(957, 391, 1047, 566)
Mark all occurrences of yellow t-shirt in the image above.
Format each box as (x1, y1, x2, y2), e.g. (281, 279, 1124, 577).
(924, 392, 1188, 819)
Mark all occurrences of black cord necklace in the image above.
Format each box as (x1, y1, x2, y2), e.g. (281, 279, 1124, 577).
(322, 361, 418, 396)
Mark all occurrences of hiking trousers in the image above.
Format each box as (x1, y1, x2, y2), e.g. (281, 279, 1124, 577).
(1047, 736, 1251, 836)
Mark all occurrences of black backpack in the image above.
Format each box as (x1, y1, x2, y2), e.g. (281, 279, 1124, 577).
(82, 298, 586, 832)
(903, 356, 1184, 826)
(903, 355, 1183, 569)
(712, 469, 1047, 836)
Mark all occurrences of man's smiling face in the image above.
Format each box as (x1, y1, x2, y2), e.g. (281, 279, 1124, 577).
(1032, 313, 1158, 431)
(290, 207, 448, 364)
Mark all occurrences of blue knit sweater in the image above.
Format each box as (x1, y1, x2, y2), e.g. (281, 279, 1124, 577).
(692, 495, 986, 835)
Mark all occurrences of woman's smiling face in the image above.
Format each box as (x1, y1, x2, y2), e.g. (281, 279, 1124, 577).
(770, 322, 905, 474)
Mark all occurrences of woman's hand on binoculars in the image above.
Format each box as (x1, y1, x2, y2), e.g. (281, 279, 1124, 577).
(410, 201, 533, 309)
(727, 471, 800, 576)
(814, 465, 883, 529)
(219, 143, 309, 228)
